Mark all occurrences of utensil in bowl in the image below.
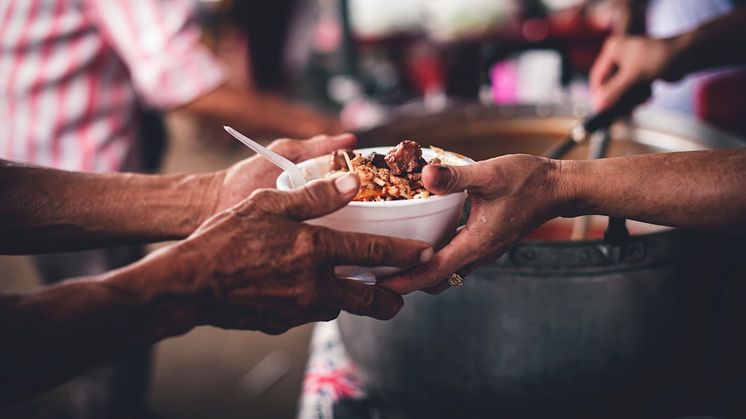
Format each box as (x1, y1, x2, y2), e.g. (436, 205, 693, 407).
(277, 146, 472, 283)
(543, 85, 652, 159)
(223, 126, 306, 188)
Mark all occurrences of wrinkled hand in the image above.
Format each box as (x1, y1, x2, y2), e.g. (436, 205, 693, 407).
(173, 174, 432, 334)
(214, 133, 356, 213)
(379, 155, 563, 295)
(590, 35, 686, 112)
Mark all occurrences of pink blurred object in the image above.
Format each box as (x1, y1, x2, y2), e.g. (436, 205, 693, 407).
(490, 60, 519, 104)
(407, 44, 445, 95)
(696, 70, 746, 139)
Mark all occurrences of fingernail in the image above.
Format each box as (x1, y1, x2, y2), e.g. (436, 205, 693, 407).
(334, 173, 358, 195)
(430, 165, 450, 188)
(420, 247, 433, 263)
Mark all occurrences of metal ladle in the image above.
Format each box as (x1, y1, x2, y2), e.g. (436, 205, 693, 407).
(544, 85, 650, 241)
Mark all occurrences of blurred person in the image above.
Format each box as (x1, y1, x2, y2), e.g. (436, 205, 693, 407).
(0, 134, 432, 408)
(0, 0, 341, 416)
(591, 1, 746, 134)
(347, 1, 742, 284)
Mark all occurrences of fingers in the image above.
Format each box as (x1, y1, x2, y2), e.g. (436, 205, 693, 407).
(328, 277, 404, 320)
(270, 133, 357, 163)
(322, 229, 433, 268)
(591, 71, 635, 112)
(590, 37, 619, 94)
(590, 37, 651, 112)
(378, 228, 482, 294)
(244, 173, 360, 220)
(422, 163, 492, 196)
(421, 260, 481, 295)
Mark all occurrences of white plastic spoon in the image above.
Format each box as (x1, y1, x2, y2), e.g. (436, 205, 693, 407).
(223, 126, 306, 188)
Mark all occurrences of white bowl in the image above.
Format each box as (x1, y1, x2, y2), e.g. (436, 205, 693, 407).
(276, 146, 472, 283)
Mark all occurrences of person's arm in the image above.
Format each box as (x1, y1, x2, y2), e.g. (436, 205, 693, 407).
(0, 175, 432, 406)
(590, 8, 746, 111)
(0, 134, 356, 254)
(561, 149, 746, 232)
(82, 0, 340, 139)
(0, 160, 217, 253)
(379, 148, 746, 294)
(181, 84, 343, 139)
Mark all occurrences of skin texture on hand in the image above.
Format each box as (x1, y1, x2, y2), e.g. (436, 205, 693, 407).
(379, 155, 562, 295)
(379, 149, 746, 294)
(0, 134, 356, 253)
(171, 174, 433, 334)
(0, 174, 432, 405)
(214, 133, 356, 212)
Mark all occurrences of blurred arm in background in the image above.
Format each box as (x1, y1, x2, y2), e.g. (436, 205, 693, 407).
(0, 169, 429, 407)
(590, 7, 746, 111)
(83, 0, 340, 140)
(380, 148, 746, 294)
(182, 85, 342, 139)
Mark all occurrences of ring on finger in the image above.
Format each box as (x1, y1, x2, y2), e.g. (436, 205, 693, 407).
(447, 273, 465, 287)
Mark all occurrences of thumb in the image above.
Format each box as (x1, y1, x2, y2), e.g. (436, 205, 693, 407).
(244, 173, 360, 221)
(422, 163, 489, 195)
(592, 71, 637, 112)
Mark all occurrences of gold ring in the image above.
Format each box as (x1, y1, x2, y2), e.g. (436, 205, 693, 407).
(447, 273, 465, 287)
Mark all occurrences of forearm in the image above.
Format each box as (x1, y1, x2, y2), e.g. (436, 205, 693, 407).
(0, 251, 198, 406)
(0, 160, 222, 254)
(181, 84, 339, 139)
(665, 9, 746, 78)
(560, 149, 746, 234)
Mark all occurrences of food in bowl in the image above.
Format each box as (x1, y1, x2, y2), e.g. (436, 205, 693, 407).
(277, 143, 472, 283)
(328, 140, 440, 201)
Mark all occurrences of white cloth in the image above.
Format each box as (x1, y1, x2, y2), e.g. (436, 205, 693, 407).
(646, 0, 740, 115)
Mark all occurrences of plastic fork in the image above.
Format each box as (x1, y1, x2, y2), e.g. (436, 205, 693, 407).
(223, 126, 306, 188)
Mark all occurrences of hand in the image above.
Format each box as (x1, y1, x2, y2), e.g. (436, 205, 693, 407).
(590, 35, 687, 112)
(156, 174, 433, 335)
(379, 156, 564, 295)
(214, 133, 356, 213)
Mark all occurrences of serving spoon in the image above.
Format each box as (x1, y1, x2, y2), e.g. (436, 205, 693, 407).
(223, 126, 306, 188)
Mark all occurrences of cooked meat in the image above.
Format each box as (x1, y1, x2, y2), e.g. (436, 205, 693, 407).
(327, 140, 438, 201)
(384, 140, 424, 175)
(370, 152, 387, 168)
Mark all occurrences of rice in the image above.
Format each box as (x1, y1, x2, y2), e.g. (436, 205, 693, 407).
(328, 140, 441, 202)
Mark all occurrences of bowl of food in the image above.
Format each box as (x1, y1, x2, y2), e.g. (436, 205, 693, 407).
(276, 140, 472, 283)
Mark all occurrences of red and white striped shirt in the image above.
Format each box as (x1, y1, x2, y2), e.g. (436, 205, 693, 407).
(0, 0, 225, 172)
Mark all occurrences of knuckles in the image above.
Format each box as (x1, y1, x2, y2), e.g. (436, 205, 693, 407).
(245, 188, 288, 215)
(294, 227, 327, 260)
(364, 237, 391, 263)
(268, 138, 297, 160)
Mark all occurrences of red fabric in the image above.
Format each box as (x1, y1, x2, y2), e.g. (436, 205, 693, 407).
(695, 70, 746, 139)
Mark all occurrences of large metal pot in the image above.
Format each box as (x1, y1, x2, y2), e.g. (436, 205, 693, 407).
(338, 105, 746, 419)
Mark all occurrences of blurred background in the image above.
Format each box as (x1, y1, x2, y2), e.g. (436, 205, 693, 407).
(1, 0, 743, 418)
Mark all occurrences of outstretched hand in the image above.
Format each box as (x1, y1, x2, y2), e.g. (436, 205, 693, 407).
(379, 155, 565, 295)
(161, 173, 433, 334)
(590, 35, 686, 112)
